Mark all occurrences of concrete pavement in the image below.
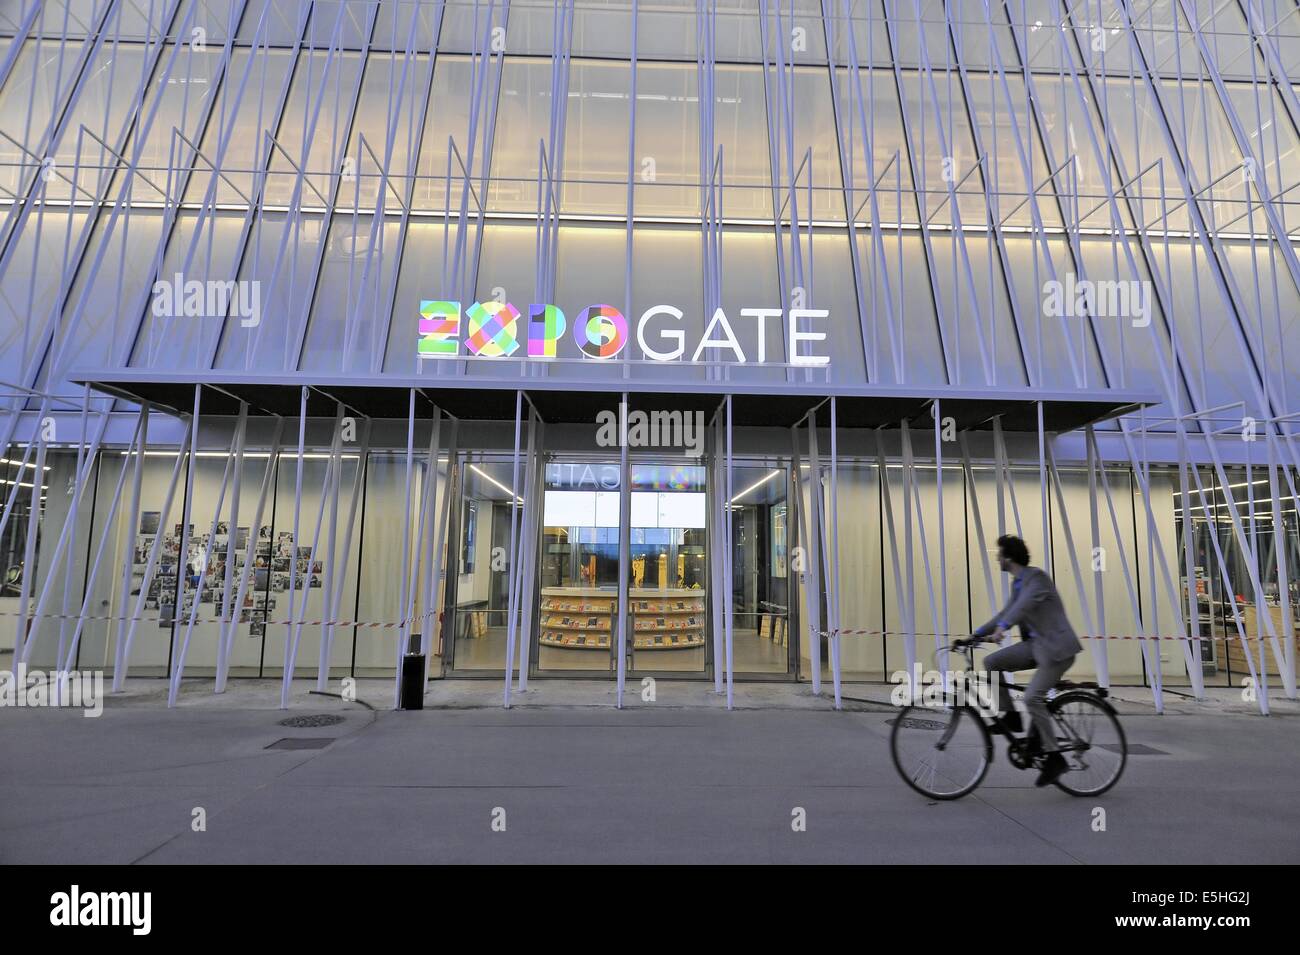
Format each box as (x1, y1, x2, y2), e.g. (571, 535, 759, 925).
(1, 679, 1297, 863)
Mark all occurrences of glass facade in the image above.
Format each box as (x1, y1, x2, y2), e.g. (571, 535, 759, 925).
(0, 2, 1296, 707)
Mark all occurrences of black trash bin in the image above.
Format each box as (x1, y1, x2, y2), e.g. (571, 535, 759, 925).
(399, 652, 425, 710)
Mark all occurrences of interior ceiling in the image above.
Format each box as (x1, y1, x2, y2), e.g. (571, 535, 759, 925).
(83, 378, 1144, 434)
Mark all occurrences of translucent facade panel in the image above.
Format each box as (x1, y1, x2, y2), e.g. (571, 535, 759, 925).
(854, 230, 946, 386)
(713, 228, 782, 385)
(926, 231, 1027, 389)
(258, 453, 363, 679)
(881, 462, 970, 676)
(1220, 82, 1300, 232)
(1270, 1, 1300, 77)
(263, 47, 364, 206)
(999, 236, 1107, 390)
(181, 47, 295, 205)
(300, 1, 377, 52)
(1005, 0, 1085, 72)
(236, 0, 310, 45)
(489, 57, 561, 213)
(776, 228, 865, 384)
(1160, 239, 1269, 416)
(1132, 466, 1194, 684)
(212, 211, 326, 372)
(1132, 0, 1262, 82)
(945, 2, 1020, 70)
(1152, 76, 1249, 227)
(896, 68, 983, 227)
(778, 66, 844, 221)
(626, 223, 706, 384)
(1075, 233, 1185, 401)
(1048, 466, 1145, 681)
(1022, 73, 1136, 231)
(38, 208, 166, 390)
(833, 66, 914, 226)
(569, 1, 635, 59)
(964, 72, 1061, 229)
(885, 0, 1019, 70)
(629, 59, 700, 216)
(561, 58, 633, 215)
(127, 210, 244, 372)
(761, 0, 828, 66)
(827, 0, 894, 68)
(829, 462, 884, 679)
(370, 0, 441, 53)
(1219, 239, 1300, 416)
(112, 44, 223, 197)
(341, 50, 434, 210)
(0, 209, 90, 387)
(353, 451, 448, 675)
(632, 0, 762, 62)
(0, 39, 148, 201)
(17, 449, 99, 670)
(1077, 79, 1190, 232)
(631, 61, 772, 218)
(300, 214, 402, 374)
(383, 218, 451, 376)
(411, 54, 487, 209)
(550, 222, 632, 382)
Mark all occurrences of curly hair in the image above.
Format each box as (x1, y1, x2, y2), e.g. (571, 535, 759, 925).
(996, 534, 1031, 567)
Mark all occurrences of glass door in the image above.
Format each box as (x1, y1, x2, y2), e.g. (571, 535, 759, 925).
(536, 458, 622, 672)
(626, 462, 708, 675)
(533, 457, 712, 678)
(727, 463, 792, 674)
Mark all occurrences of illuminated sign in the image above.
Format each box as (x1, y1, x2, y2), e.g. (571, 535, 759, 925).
(418, 302, 830, 366)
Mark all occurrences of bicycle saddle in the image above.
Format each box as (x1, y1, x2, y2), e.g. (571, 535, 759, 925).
(1055, 679, 1107, 697)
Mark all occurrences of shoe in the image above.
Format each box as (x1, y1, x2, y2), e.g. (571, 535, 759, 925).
(991, 711, 1023, 735)
(1034, 752, 1068, 787)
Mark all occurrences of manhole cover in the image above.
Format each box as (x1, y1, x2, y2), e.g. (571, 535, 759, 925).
(266, 737, 335, 750)
(277, 714, 344, 729)
(886, 716, 949, 731)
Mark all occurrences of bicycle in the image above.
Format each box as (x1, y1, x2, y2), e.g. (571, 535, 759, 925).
(889, 641, 1127, 800)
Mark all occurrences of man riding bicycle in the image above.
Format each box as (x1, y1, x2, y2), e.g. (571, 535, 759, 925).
(956, 535, 1082, 788)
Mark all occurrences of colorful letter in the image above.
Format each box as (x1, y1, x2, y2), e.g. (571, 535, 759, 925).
(465, 301, 521, 357)
(527, 304, 566, 358)
(418, 300, 460, 358)
(574, 304, 628, 360)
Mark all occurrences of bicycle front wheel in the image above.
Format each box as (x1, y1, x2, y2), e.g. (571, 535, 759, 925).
(889, 705, 992, 800)
(1049, 691, 1127, 796)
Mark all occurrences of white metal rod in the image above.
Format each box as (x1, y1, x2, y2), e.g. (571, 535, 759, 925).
(283, 387, 310, 710)
(616, 395, 631, 708)
(502, 390, 523, 709)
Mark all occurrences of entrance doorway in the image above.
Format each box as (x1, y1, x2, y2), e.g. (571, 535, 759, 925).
(535, 457, 710, 677)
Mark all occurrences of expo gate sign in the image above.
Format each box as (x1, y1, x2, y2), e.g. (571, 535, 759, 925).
(417, 301, 831, 366)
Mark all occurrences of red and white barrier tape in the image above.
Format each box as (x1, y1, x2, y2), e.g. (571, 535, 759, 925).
(821, 627, 1271, 642)
(0, 609, 434, 630)
(0, 611, 1278, 642)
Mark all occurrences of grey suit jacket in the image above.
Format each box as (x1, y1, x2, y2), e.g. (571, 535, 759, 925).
(974, 566, 1083, 665)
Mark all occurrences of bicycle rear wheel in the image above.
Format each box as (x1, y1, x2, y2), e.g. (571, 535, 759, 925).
(889, 705, 992, 800)
(1048, 691, 1127, 796)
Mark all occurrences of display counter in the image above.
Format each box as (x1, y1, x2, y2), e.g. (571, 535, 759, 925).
(538, 587, 706, 650)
